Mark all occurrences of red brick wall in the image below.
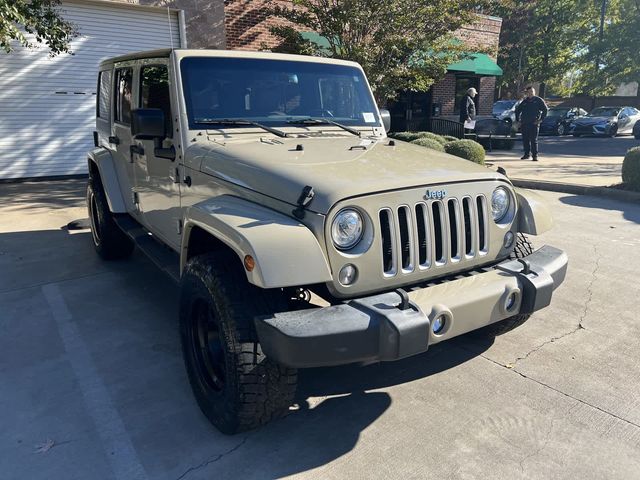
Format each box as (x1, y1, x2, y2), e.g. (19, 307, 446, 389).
(455, 15, 502, 59)
(432, 73, 457, 115)
(224, 0, 295, 50)
(478, 76, 496, 115)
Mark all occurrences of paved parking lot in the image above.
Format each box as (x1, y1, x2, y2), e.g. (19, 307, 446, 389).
(1, 179, 640, 479)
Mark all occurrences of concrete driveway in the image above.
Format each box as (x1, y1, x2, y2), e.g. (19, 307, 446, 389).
(1, 180, 640, 479)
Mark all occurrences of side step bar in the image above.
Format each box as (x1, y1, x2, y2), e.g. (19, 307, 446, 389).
(113, 215, 181, 283)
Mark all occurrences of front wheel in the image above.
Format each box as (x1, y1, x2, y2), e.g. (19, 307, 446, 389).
(557, 123, 566, 136)
(475, 233, 534, 337)
(179, 253, 297, 434)
(608, 125, 618, 138)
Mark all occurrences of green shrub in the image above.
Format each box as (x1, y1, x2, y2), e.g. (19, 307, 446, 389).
(442, 135, 459, 143)
(390, 131, 428, 142)
(411, 137, 446, 152)
(417, 131, 448, 145)
(622, 147, 640, 190)
(444, 139, 486, 165)
(390, 131, 449, 144)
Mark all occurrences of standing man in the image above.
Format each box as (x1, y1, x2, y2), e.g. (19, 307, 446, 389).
(515, 86, 548, 161)
(459, 87, 477, 132)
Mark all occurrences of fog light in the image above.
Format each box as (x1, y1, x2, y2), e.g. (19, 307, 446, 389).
(505, 292, 517, 311)
(432, 315, 446, 334)
(339, 264, 357, 286)
(504, 231, 515, 248)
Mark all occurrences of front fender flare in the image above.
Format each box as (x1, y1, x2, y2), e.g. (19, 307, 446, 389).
(515, 187, 553, 235)
(88, 147, 126, 213)
(182, 196, 333, 288)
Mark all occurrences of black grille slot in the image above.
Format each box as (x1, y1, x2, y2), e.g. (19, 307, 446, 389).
(448, 200, 459, 259)
(415, 204, 428, 266)
(380, 210, 394, 273)
(398, 207, 411, 270)
(477, 196, 487, 252)
(463, 197, 473, 256)
(432, 202, 444, 262)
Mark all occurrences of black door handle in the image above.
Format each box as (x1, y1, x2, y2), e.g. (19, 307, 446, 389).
(129, 144, 144, 162)
(108, 136, 120, 145)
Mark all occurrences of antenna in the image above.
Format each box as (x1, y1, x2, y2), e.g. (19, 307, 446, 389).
(167, 6, 174, 49)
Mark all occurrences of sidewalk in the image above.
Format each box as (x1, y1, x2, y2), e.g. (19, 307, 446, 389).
(484, 135, 640, 200)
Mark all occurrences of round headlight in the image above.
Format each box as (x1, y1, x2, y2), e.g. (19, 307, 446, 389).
(491, 187, 510, 222)
(331, 209, 364, 250)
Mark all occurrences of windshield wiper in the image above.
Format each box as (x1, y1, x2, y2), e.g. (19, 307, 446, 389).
(195, 118, 288, 138)
(287, 118, 361, 137)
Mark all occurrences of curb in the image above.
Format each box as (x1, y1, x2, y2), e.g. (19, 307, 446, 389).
(512, 178, 640, 203)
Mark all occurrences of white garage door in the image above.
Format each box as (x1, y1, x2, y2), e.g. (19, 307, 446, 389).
(0, 0, 183, 180)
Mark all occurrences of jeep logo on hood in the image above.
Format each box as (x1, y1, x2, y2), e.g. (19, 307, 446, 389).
(424, 189, 447, 200)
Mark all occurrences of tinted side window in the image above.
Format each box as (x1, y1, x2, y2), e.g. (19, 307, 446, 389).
(97, 70, 111, 119)
(114, 67, 133, 125)
(140, 65, 172, 137)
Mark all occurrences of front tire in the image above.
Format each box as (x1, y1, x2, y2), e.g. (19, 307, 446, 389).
(557, 123, 566, 136)
(86, 178, 134, 260)
(476, 233, 534, 337)
(179, 253, 297, 434)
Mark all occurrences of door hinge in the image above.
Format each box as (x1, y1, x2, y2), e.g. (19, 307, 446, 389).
(132, 191, 139, 206)
(176, 219, 183, 235)
(173, 167, 181, 184)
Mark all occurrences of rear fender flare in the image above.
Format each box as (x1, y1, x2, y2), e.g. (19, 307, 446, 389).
(87, 148, 126, 213)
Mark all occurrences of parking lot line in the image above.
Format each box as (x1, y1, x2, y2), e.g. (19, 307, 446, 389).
(42, 283, 148, 480)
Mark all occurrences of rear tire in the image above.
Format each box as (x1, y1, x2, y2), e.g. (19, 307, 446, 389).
(476, 233, 534, 337)
(557, 124, 566, 136)
(179, 252, 297, 434)
(86, 178, 134, 260)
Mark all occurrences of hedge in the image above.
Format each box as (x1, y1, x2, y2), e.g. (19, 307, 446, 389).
(444, 139, 486, 165)
(410, 137, 446, 152)
(390, 131, 430, 142)
(622, 147, 640, 190)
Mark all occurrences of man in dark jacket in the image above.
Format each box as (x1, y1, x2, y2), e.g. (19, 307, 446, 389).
(515, 86, 548, 161)
(459, 88, 477, 128)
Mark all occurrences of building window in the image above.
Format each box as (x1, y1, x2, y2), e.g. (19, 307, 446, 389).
(140, 65, 172, 137)
(97, 70, 111, 119)
(114, 67, 133, 125)
(454, 75, 479, 114)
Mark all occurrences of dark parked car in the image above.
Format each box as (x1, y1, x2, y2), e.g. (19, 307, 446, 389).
(539, 107, 587, 136)
(633, 119, 640, 139)
(570, 106, 640, 137)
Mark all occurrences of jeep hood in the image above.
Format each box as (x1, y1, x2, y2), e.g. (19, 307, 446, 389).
(188, 135, 504, 214)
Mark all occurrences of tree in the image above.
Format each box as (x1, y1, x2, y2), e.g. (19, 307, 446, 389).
(1, 0, 76, 56)
(577, 0, 640, 98)
(267, 0, 494, 104)
(495, 0, 595, 98)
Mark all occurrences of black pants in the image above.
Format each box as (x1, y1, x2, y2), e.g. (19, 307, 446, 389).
(521, 122, 540, 158)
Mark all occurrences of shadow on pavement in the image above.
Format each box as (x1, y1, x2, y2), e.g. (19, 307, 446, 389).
(0, 224, 494, 479)
(559, 194, 640, 224)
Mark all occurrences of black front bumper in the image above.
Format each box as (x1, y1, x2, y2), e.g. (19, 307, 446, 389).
(255, 246, 568, 368)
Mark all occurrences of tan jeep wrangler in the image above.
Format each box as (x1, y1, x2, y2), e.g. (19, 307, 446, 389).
(86, 49, 568, 434)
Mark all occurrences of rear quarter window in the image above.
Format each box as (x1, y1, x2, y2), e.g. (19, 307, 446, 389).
(97, 70, 112, 119)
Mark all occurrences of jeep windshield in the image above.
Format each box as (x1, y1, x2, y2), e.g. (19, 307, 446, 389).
(180, 57, 380, 130)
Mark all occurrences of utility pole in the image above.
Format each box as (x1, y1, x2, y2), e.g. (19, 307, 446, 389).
(592, 0, 608, 109)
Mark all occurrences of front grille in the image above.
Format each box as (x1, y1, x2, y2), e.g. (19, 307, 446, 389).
(379, 195, 489, 277)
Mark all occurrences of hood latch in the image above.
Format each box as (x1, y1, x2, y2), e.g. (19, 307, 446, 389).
(292, 185, 315, 220)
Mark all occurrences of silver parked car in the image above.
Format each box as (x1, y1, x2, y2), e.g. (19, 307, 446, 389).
(570, 106, 640, 137)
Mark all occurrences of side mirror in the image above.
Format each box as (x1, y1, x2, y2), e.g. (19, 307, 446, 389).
(131, 108, 165, 140)
(379, 108, 391, 133)
(567, 112, 575, 118)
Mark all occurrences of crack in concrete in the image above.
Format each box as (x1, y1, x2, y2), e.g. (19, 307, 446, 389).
(175, 436, 249, 480)
(479, 353, 640, 432)
(518, 414, 556, 472)
(509, 244, 600, 368)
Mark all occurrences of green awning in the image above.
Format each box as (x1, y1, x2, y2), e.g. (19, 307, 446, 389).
(447, 53, 503, 76)
(300, 31, 333, 54)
